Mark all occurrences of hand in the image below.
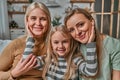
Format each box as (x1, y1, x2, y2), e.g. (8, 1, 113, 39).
(11, 54, 37, 78)
(88, 25, 95, 43)
(26, 23, 34, 37)
(112, 70, 120, 80)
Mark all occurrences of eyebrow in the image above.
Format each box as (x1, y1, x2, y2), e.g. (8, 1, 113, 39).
(76, 21, 84, 27)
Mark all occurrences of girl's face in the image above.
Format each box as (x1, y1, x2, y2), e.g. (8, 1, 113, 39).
(27, 8, 48, 36)
(66, 13, 93, 44)
(51, 31, 70, 57)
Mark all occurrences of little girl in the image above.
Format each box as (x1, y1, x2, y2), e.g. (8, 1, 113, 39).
(23, 25, 97, 80)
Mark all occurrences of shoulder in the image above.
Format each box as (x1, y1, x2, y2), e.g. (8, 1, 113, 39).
(0, 40, 11, 53)
(103, 35, 120, 53)
(5, 35, 27, 50)
(103, 35, 120, 47)
(1, 35, 27, 56)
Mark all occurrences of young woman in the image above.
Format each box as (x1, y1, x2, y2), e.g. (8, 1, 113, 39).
(0, 2, 51, 80)
(64, 8, 120, 80)
(24, 25, 98, 80)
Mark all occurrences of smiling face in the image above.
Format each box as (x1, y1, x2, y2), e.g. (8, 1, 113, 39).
(27, 8, 49, 37)
(51, 31, 70, 57)
(66, 13, 93, 44)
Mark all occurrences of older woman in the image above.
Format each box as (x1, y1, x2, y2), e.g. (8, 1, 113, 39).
(64, 8, 120, 80)
(0, 2, 51, 80)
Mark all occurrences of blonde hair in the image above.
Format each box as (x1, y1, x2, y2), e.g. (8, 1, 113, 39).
(64, 8, 103, 78)
(42, 25, 81, 80)
(25, 2, 51, 38)
(25, 2, 51, 56)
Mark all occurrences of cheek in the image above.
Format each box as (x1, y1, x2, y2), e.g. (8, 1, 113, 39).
(43, 26, 48, 35)
(51, 43, 56, 50)
(43, 21, 49, 29)
(70, 33, 74, 38)
(82, 24, 89, 31)
(85, 26, 92, 41)
(87, 25, 92, 35)
(83, 23, 92, 36)
(27, 20, 34, 27)
(66, 43, 70, 50)
(43, 20, 48, 26)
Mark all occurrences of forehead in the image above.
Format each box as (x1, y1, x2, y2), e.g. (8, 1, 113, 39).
(66, 13, 88, 27)
(51, 31, 68, 40)
(68, 13, 87, 22)
(28, 8, 47, 17)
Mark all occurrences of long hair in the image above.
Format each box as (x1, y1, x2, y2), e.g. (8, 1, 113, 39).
(64, 8, 103, 78)
(42, 25, 81, 80)
(24, 2, 51, 56)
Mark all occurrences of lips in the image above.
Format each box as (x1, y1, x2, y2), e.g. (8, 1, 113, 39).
(79, 34, 85, 40)
(57, 49, 66, 53)
(34, 26, 43, 31)
(76, 32, 86, 40)
(58, 50, 65, 52)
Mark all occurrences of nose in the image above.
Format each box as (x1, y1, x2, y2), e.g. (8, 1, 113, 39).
(59, 43, 63, 48)
(75, 28, 82, 35)
(36, 19, 41, 25)
(75, 28, 82, 37)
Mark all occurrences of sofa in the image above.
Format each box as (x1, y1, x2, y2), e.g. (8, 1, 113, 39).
(0, 40, 11, 54)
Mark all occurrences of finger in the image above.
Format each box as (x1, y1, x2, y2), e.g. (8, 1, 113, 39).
(26, 23, 33, 37)
(22, 54, 33, 65)
(18, 56, 25, 64)
(29, 57, 37, 69)
(90, 26, 95, 40)
(23, 55, 36, 69)
(88, 26, 95, 43)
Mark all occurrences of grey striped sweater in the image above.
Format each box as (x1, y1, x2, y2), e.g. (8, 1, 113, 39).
(23, 37, 97, 80)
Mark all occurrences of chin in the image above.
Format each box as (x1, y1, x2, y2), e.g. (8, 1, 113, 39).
(58, 53, 66, 57)
(33, 32, 43, 36)
(77, 39, 88, 44)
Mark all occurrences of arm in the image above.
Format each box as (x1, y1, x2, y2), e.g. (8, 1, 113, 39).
(74, 42, 97, 77)
(22, 37, 35, 59)
(0, 38, 37, 80)
(22, 37, 45, 70)
(110, 40, 120, 80)
(35, 56, 45, 70)
(112, 70, 120, 80)
(10, 54, 37, 79)
(23, 22, 34, 59)
(0, 40, 17, 80)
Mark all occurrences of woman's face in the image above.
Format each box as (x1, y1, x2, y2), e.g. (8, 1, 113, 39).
(27, 8, 49, 37)
(66, 13, 93, 44)
(51, 31, 70, 57)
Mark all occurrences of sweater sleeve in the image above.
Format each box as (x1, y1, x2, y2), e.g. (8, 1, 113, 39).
(0, 38, 24, 80)
(22, 37, 35, 59)
(35, 56, 45, 70)
(23, 37, 45, 70)
(74, 42, 97, 77)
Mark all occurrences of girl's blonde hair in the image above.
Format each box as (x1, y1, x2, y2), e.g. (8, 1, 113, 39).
(25, 2, 51, 56)
(42, 25, 81, 80)
(64, 8, 103, 78)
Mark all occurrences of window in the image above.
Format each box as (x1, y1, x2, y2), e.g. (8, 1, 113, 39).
(94, 0, 120, 38)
